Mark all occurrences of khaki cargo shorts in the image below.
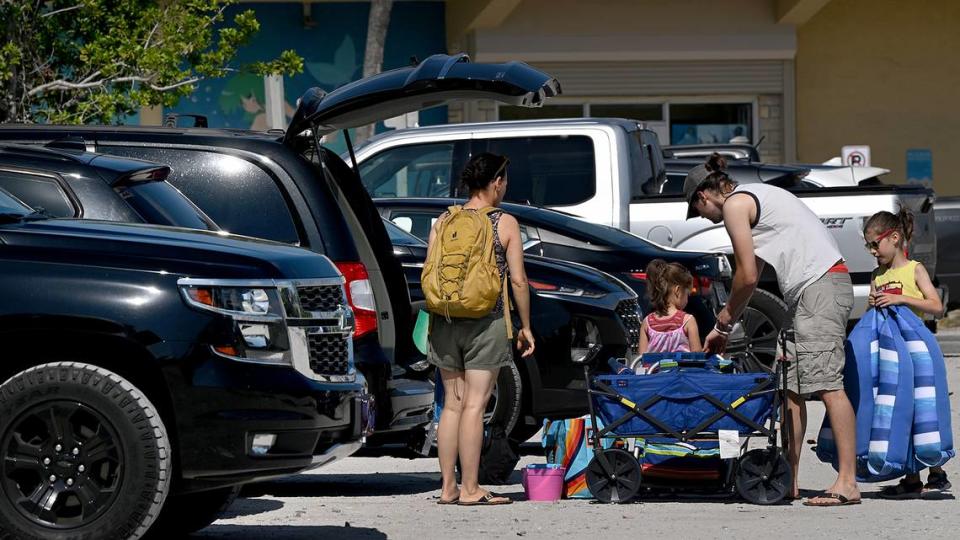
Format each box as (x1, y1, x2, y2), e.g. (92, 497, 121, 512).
(427, 314, 513, 372)
(778, 272, 854, 396)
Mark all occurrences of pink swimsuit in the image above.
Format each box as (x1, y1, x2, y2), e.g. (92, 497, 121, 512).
(644, 310, 693, 353)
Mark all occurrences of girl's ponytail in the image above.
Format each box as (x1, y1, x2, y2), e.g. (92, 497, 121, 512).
(897, 206, 915, 245)
(645, 259, 694, 315)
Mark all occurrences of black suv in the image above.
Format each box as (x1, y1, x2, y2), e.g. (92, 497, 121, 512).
(0, 184, 366, 538)
(0, 54, 579, 453)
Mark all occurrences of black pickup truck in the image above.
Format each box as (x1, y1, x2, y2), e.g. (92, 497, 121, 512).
(0, 189, 366, 539)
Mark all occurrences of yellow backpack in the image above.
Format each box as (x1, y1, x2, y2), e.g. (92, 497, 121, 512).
(422, 206, 511, 334)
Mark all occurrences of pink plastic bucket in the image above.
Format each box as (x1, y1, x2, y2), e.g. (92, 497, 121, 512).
(522, 464, 566, 502)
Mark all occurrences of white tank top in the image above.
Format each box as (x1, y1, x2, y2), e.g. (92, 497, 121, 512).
(732, 183, 842, 307)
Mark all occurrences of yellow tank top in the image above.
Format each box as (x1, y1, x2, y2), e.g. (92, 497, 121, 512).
(873, 260, 923, 316)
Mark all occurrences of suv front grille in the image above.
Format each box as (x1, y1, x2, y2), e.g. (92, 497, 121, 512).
(307, 333, 350, 376)
(616, 299, 643, 353)
(298, 285, 345, 313)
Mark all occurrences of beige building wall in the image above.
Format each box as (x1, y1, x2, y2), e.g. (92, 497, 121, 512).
(796, 0, 960, 194)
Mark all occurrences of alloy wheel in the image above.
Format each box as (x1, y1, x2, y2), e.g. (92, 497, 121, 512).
(2, 401, 124, 529)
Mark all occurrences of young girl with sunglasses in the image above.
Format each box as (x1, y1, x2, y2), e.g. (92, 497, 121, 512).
(864, 207, 949, 499)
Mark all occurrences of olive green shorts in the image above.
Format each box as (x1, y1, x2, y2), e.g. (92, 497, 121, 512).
(427, 314, 513, 372)
(779, 271, 854, 396)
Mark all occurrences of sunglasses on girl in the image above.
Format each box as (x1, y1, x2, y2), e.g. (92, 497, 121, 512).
(864, 228, 896, 251)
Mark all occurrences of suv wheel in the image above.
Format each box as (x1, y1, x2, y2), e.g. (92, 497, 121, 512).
(0, 362, 170, 540)
(727, 289, 788, 371)
(485, 361, 523, 438)
(146, 485, 239, 537)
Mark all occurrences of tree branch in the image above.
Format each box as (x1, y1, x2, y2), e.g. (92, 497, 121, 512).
(41, 5, 83, 18)
(28, 73, 203, 96)
(147, 77, 201, 91)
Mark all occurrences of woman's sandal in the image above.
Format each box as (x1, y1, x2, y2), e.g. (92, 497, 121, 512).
(878, 480, 923, 500)
(458, 492, 513, 506)
(802, 492, 862, 507)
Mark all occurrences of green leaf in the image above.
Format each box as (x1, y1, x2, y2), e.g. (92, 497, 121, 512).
(2, 0, 304, 124)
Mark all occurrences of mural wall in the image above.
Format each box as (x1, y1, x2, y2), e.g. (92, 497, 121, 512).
(168, 1, 447, 150)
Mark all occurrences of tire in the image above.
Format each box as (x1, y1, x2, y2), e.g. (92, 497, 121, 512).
(735, 449, 792, 505)
(727, 289, 788, 372)
(486, 361, 523, 439)
(0, 362, 170, 540)
(586, 448, 642, 504)
(146, 485, 240, 537)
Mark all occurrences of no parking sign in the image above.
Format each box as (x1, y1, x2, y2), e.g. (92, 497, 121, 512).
(842, 145, 871, 167)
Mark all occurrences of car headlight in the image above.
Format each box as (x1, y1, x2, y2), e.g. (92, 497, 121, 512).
(181, 285, 284, 319)
(178, 280, 292, 365)
(570, 318, 601, 364)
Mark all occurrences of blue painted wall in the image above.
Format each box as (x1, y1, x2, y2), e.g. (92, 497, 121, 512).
(169, 1, 447, 149)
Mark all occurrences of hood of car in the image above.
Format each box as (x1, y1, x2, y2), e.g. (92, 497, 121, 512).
(283, 54, 561, 141)
(0, 218, 341, 281)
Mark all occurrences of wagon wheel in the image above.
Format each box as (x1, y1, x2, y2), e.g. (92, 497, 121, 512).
(735, 448, 792, 505)
(585, 448, 641, 504)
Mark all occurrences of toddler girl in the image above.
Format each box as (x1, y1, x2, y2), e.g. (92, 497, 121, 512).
(638, 259, 702, 355)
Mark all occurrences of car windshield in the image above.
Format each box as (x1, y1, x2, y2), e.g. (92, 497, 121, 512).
(383, 217, 427, 247)
(115, 181, 219, 231)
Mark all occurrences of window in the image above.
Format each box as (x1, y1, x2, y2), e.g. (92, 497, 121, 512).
(669, 103, 752, 145)
(389, 211, 441, 241)
(0, 187, 32, 215)
(382, 217, 426, 247)
(115, 181, 218, 231)
(0, 170, 76, 217)
(100, 147, 300, 244)
(359, 143, 454, 198)
(473, 136, 596, 206)
(589, 104, 663, 122)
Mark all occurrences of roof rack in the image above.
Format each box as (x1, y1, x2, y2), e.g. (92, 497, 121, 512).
(164, 113, 208, 128)
(45, 136, 90, 152)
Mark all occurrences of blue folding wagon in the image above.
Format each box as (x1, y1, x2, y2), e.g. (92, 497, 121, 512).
(584, 352, 792, 504)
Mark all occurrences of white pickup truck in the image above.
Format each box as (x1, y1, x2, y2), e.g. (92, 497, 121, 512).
(352, 117, 938, 322)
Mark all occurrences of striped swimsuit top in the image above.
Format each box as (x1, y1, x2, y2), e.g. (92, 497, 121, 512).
(644, 310, 693, 353)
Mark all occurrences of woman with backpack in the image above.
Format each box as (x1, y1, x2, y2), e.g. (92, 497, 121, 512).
(423, 153, 536, 506)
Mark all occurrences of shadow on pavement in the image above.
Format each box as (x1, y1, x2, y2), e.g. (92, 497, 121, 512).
(240, 472, 440, 498)
(220, 497, 284, 519)
(195, 524, 387, 539)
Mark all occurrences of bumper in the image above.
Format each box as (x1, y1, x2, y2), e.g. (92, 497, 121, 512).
(164, 347, 368, 492)
(306, 440, 364, 470)
(380, 376, 434, 433)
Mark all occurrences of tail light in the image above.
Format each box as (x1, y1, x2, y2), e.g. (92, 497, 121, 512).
(335, 262, 378, 339)
(692, 276, 712, 295)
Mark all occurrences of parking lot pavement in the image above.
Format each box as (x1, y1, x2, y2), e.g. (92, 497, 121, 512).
(197, 337, 960, 540)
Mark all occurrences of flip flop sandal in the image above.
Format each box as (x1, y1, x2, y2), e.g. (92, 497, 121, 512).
(437, 497, 459, 505)
(879, 480, 923, 500)
(922, 473, 952, 499)
(458, 492, 512, 506)
(803, 492, 861, 507)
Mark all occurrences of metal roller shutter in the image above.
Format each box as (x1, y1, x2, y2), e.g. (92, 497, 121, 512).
(533, 60, 785, 96)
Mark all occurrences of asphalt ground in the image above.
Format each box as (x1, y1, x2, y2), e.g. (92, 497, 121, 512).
(193, 331, 960, 540)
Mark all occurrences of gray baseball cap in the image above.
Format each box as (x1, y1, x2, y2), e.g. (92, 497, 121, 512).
(683, 164, 712, 219)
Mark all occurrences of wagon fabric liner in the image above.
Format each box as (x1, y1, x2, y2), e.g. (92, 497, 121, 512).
(592, 370, 776, 437)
